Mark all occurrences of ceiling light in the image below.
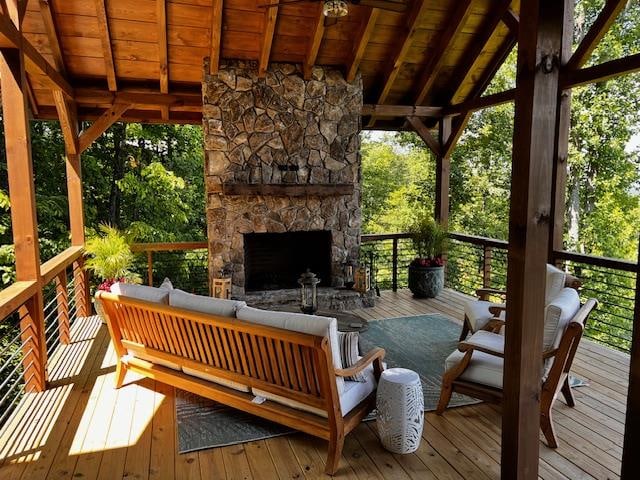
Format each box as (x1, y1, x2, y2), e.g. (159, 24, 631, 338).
(323, 0, 348, 18)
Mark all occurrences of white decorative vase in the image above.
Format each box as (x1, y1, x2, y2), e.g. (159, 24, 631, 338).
(376, 368, 424, 454)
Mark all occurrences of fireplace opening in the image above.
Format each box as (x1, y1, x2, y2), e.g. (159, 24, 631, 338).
(244, 231, 332, 291)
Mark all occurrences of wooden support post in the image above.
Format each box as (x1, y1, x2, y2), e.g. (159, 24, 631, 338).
(483, 245, 492, 288)
(54, 271, 70, 345)
(73, 258, 90, 318)
(435, 117, 451, 226)
(622, 236, 640, 478)
(503, 1, 572, 478)
(392, 238, 399, 292)
(147, 251, 153, 287)
(0, 45, 47, 392)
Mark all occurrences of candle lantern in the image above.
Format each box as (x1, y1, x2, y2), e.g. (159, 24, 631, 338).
(212, 278, 232, 299)
(298, 269, 321, 315)
(354, 266, 371, 293)
(344, 261, 355, 290)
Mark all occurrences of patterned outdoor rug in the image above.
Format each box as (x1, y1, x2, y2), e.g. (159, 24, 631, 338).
(175, 313, 484, 453)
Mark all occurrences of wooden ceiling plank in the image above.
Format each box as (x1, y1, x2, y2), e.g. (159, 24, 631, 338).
(38, 0, 65, 75)
(209, 0, 223, 74)
(562, 51, 640, 88)
(259, 0, 278, 78)
(157, 0, 169, 120)
(442, 0, 514, 105)
(406, 116, 440, 156)
(94, 0, 117, 91)
(567, 0, 627, 70)
(346, 8, 379, 83)
(303, 4, 324, 81)
(78, 103, 131, 153)
(53, 90, 78, 155)
(413, 0, 473, 105)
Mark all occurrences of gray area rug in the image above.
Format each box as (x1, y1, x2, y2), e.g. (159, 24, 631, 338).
(176, 313, 482, 453)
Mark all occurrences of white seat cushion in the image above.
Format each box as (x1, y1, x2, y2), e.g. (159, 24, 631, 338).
(445, 331, 505, 389)
(252, 363, 377, 418)
(182, 366, 250, 393)
(127, 351, 181, 371)
(110, 282, 170, 304)
(237, 306, 345, 394)
(464, 301, 505, 331)
(169, 289, 246, 318)
(544, 287, 581, 351)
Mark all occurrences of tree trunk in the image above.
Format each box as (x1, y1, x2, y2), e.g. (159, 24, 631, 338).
(567, 170, 581, 252)
(108, 123, 126, 227)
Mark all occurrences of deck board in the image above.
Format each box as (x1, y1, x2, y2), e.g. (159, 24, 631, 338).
(0, 289, 628, 479)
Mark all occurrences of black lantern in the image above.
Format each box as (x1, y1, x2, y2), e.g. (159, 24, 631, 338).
(298, 269, 321, 315)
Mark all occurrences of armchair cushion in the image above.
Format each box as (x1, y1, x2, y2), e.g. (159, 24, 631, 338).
(110, 282, 170, 304)
(445, 331, 505, 389)
(169, 289, 246, 318)
(464, 301, 506, 331)
(546, 264, 567, 304)
(544, 287, 581, 350)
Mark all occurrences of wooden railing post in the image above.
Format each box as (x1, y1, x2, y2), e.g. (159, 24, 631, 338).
(392, 238, 398, 292)
(483, 245, 492, 288)
(73, 258, 91, 318)
(0, 36, 47, 391)
(55, 271, 71, 345)
(147, 251, 154, 286)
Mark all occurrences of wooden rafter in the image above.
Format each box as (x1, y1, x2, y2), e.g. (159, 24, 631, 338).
(406, 116, 440, 156)
(0, 12, 73, 97)
(157, 0, 169, 120)
(78, 103, 131, 153)
(501, 8, 519, 36)
(567, 0, 627, 70)
(444, 88, 516, 116)
(374, 0, 427, 105)
(413, 0, 473, 105)
(38, 0, 65, 75)
(25, 76, 38, 116)
(346, 8, 379, 82)
(53, 90, 78, 155)
(562, 52, 640, 88)
(259, 0, 278, 78)
(361, 104, 442, 117)
(75, 88, 202, 107)
(303, 5, 325, 80)
(94, 0, 117, 91)
(442, 111, 471, 158)
(210, 0, 223, 74)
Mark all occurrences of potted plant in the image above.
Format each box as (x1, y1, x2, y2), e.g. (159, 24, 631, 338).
(84, 224, 140, 320)
(407, 214, 448, 298)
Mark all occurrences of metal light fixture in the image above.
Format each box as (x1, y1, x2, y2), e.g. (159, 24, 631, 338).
(298, 269, 321, 315)
(323, 0, 348, 18)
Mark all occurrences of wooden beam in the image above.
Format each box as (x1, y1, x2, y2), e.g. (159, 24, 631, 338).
(413, 0, 473, 105)
(78, 103, 130, 153)
(75, 88, 202, 107)
(435, 117, 451, 227)
(259, 0, 278, 78)
(38, 0, 65, 75)
(0, 13, 73, 97)
(157, 0, 168, 120)
(94, 0, 117, 91)
(53, 90, 78, 154)
(361, 104, 442, 117)
(442, 111, 470, 158)
(567, 0, 627, 70)
(562, 52, 640, 88)
(346, 8, 379, 82)
(209, 0, 223, 75)
(444, 88, 516, 116)
(406, 116, 440, 156)
(25, 75, 38, 116)
(503, 1, 572, 477)
(502, 8, 519, 36)
(622, 236, 640, 479)
(0, 45, 47, 392)
(374, 0, 427, 106)
(303, 4, 324, 80)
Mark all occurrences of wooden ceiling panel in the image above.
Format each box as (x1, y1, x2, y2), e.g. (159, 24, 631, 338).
(61, 36, 104, 58)
(55, 14, 101, 38)
(51, 0, 96, 17)
(168, 25, 209, 48)
(271, 34, 308, 60)
(117, 59, 160, 80)
(275, 13, 314, 38)
(167, 63, 202, 82)
(106, 0, 156, 23)
(362, 42, 394, 63)
(222, 30, 261, 57)
(25, 33, 53, 55)
(169, 45, 209, 66)
(167, 2, 210, 29)
(22, 10, 47, 34)
(110, 19, 158, 43)
(224, 8, 263, 33)
(113, 40, 159, 63)
(65, 55, 108, 77)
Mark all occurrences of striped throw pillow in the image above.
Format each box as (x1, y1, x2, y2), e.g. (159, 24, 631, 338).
(337, 331, 367, 382)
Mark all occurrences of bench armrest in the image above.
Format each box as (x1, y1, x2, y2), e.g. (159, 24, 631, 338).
(458, 340, 504, 358)
(335, 347, 385, 378)
(476, 288, 506, 301)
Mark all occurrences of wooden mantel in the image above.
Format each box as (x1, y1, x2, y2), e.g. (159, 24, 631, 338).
(220, 183, 354, 197)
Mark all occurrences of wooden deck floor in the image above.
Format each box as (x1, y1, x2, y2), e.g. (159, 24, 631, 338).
(0, 289, 628, 480)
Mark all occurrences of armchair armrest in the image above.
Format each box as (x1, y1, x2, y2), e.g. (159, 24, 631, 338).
(458, 331, 504, 358)
(335, 347, 385, 378)
(488, 305, 506, 316)
(475, 288, 506, 301)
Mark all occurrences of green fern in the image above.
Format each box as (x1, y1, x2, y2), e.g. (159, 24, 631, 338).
(84, 224, 141, 283)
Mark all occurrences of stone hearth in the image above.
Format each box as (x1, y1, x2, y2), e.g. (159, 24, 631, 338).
(203, 60, 369, 307)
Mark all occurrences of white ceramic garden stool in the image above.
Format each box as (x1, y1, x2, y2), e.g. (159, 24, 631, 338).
(376, 368, 424, 454)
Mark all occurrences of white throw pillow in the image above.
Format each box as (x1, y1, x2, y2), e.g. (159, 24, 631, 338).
(337, 331, 367, 382)
(110, 282, 169, 304)
(545, 264, 567, 305)
(159, 277, 173, 291)
(543, 287, 581, 351)
(236, 306, 345, 394)
(169, 289, 246, 318)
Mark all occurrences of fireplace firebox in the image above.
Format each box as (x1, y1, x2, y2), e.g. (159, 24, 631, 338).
(243, 231, 332, 292)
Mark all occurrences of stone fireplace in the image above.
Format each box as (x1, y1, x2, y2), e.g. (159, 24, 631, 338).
(203, 60, 369, 308)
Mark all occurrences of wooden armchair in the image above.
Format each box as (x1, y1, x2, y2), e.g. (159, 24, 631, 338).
(459, 264, 582, 341)
(438, 289, 597, 448)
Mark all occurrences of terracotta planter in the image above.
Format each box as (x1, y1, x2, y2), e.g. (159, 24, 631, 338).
(408, 265, 444, 298)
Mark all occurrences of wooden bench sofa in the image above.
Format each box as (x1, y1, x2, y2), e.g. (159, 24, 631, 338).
(96, 288, 385, 475)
